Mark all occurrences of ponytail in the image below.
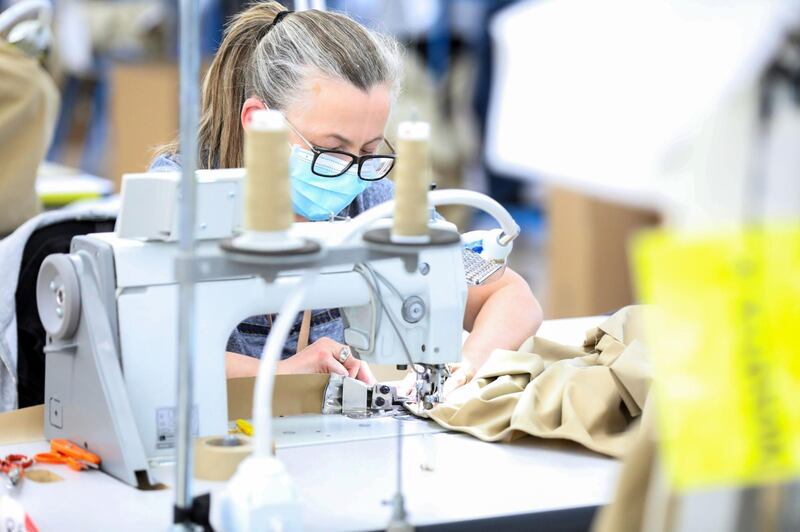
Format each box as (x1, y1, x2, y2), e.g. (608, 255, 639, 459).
(154, 1, 402, 170)
(155, 1, 285, 169)
(197, 1, 285, 169)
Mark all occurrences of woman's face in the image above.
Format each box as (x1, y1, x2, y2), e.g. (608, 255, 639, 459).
(241, 76, 392, 155)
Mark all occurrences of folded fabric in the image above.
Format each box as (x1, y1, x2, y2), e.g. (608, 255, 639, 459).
(427, 306, 652, 458)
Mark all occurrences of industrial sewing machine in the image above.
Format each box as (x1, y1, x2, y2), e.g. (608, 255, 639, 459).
(35, 169, 516, 488)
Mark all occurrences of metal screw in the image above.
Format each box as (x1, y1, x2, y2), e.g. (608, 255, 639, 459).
(380, 385, 391, 395)
(418, 262, 430, 275)
(200, 222, 207, 230)
(56, 307, 63, 318)
(228, 190, 236, 198)
(375, 397, 386, 407)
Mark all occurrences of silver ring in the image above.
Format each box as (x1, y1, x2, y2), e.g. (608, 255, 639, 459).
(338, 346, 351, 364)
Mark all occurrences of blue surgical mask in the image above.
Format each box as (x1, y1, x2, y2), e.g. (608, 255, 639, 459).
(289, 146, 371, 221)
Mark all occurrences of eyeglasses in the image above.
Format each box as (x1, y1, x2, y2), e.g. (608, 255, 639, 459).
(284, 117, 396, 181)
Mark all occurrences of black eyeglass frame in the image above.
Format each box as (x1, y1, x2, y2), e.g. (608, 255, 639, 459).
(308, 140, 396, 182)
(281, 113, 396, 182)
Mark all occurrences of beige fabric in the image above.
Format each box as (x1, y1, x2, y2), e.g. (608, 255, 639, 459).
(591, 399, 665, 532)
(428, 306, 652, 458)
(593, 401, 791, 532)
(0, 42, 59, 234)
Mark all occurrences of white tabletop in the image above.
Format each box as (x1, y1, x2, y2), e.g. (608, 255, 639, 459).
(2, 316, 617, 531)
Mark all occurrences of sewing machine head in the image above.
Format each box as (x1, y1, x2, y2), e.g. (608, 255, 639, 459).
(37, 169, 476, 486)
(114, 170, 469, 404)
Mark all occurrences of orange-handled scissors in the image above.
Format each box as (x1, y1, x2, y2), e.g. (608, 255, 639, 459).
(33, 451, 85, 471)
(34, 439, 101, 471)
(51, 439, 100, 467)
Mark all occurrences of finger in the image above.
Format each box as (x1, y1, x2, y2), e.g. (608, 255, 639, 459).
(355, 360, 376, 385)
(321, 355, 348, 376)
(442, 369, 468, 397)
(335, 345, 361, 379)
(400, 373, 417, 396)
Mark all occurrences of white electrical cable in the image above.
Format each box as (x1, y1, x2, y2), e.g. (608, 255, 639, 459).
(251, 189, 515, 453)
(356, 263, 425, 376)
(253, 268, 319, 456)
(0, 0, 51, 33)
(352, 264, 379, 356)
(332, 189, 521, 246)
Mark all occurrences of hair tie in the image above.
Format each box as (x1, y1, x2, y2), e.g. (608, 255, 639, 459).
(266, 10, 292, 34)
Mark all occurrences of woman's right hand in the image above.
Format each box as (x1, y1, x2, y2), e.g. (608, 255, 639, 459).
(276, 337, 376, 385)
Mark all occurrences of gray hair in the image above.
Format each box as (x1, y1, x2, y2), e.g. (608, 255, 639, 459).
(253, 8, 403, 111)
(157, 1, 403, 169)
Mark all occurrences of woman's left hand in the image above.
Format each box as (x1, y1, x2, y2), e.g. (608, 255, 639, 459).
(442, 361, 475, 398)
(277, 337, 377, 385)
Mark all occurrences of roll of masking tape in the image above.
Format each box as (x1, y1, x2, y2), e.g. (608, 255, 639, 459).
(242, 109, 293, 238)
(194, 435, 252, 481)
(392, 121, 432, 243)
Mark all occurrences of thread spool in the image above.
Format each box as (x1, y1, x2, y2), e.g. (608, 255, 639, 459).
(194, 435, 252, 481)
(233, 109, 298, 251)
(391, 121, 432, 244)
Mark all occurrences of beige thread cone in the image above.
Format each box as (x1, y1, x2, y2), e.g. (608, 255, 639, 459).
(244, 109, 292, 233)
(392, 121, 432, 241)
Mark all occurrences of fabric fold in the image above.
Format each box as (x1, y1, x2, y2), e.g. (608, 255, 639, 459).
(426, 305, 652, 458)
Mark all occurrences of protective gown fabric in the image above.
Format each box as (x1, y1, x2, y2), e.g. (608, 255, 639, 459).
(427, 306, 652, 458)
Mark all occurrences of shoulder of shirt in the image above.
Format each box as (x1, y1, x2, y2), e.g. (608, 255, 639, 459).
(358, 179, 395, 210)
(148, 154, 182, 172)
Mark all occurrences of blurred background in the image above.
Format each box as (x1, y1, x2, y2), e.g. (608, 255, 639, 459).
(2, 0, 660, 320)
(2, 1, 799, 528)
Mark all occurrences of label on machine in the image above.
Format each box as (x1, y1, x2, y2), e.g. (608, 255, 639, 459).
(155, 406, 199, 449)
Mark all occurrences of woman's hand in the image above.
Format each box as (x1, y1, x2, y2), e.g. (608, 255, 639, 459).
(396, 360, 475, 403)
(442, 360, 475, 398)
(460, 268, 542, 380)
(277, 337, 376, 385)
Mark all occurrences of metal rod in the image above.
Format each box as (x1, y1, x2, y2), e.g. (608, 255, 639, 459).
(396, 417, 402, 500)
(174, 0, 200, 523)
(387, 417, 411, 531)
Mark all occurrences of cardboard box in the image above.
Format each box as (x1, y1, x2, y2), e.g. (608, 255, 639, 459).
(110, 62, 179, 190)
(546, 187, 660, 318)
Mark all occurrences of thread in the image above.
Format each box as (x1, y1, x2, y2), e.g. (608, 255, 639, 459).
(193, 435, 252, 481)
(392, 121, 432, 243)
(243, 109, 293, 233)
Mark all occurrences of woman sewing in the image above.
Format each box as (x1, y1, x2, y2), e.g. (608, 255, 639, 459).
(151, 1, 542, 394)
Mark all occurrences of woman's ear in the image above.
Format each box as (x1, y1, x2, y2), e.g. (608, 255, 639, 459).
(240, 98, 268, 129)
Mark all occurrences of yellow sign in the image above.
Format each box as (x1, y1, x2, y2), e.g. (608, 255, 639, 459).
(632, 225, 800, 490)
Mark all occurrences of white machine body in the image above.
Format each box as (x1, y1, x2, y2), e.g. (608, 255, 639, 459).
(40, 170, 469, 486)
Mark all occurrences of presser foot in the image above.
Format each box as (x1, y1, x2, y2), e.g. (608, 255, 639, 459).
(321, 364, 451, 418)
(322, 375, 408, 417)
(414, 364, 450, 410)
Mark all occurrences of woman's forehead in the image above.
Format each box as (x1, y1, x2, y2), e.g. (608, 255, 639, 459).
(288, 76, 391, 145)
